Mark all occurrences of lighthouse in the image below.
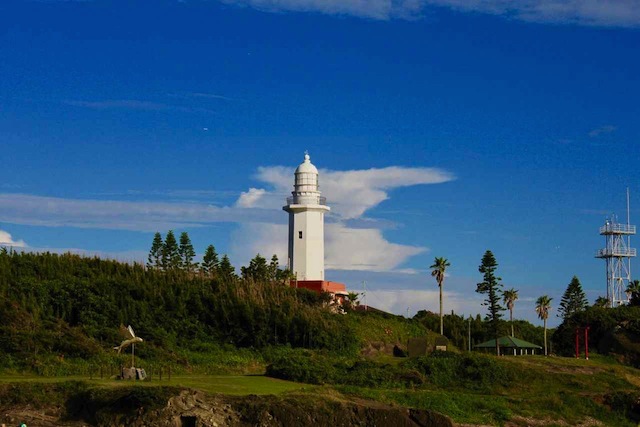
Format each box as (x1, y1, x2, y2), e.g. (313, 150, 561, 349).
(283, 152, 330, 280)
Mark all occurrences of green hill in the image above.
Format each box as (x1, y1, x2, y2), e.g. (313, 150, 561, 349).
(1, 250, 640, 426)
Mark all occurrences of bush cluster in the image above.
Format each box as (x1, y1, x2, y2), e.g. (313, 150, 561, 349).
(266, 350, 514, 390)
(0, 251, 356, 371)
(553, 305, 640, 365)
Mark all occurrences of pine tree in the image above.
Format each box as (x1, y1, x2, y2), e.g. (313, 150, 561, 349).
(161, 230, 181, 270)
(218, 254, 236, 280)
(558, 276, 588, 319)
(200, 245, 219, 277)
(178, 232, 197, 273)
(476, 250, 504, 355)
(147, 232, 163, 270)
(268, 255, 280, 282)
(241, 254, 268, 282)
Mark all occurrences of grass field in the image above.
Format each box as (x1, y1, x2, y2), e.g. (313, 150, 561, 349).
(0, 374, 308, 396)
(1, 354, 638, 426)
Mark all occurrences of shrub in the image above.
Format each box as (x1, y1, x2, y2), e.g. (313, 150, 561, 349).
(265, 349, 340, 384)
(402, 352, 514, 390)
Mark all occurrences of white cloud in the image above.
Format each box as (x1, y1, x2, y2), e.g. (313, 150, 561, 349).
(0, 193, 280, 232)
(236, 188, 268, 208)
(229, 163, 452, 272)
(362, 287, 556, 325)
(230, 222, 426, 273)
(0, 230, 27, 248)
(0, 163, 451, 273)
(325, 223, 425, 271)
(365, 289, 484, 317)
(220, 0, 424, 20)
(221, 0, 640, 27)
(254, 165, 454, 219)
(588, 125, 617, 138)
(230, 223, 288, 268)
(65, 99, 216, 115)
(233, 163, 454, 272)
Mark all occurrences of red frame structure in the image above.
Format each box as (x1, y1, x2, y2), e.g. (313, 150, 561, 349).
(575, 326, 590, 360)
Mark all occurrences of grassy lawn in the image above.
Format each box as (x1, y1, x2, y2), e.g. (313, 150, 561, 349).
(0, 374, 308, 396)
(335, 354, 640, 427)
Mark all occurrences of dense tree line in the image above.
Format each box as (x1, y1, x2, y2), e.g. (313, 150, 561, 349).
(413, 310, 550, 352)
(552, 302, 640, 366)
(0, 249, 354, 369)
(146, 231, 291, 283)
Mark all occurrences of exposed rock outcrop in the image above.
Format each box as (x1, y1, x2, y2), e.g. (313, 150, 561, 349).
(1, 386, 453, 427)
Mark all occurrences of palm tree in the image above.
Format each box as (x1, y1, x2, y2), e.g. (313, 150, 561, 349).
(345, 292, 360, 310)
(535, 295, 553, 356)
(430, 257, 450, 335)
(626, 280, 640, 306)
(503, 288, 519, 337)
(593, 296, 609, 308)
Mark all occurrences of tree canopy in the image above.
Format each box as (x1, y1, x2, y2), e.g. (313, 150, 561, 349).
(476, 250, 504, 351)
(161, 230, 181, 270)
(558, 276, 588, 320)
(178, 232, 197, 273)
(430, 257, 450, 336)
(627, 280, 640, 306)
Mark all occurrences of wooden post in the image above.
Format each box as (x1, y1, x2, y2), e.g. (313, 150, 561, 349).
(584, 327, 590, 360)
(575, 327, 580, 359)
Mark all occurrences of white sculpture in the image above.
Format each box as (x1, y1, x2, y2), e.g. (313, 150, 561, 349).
(114, 324, 143, 354)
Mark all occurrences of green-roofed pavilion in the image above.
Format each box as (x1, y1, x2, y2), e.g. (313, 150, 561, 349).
(474, 336, 542, 355)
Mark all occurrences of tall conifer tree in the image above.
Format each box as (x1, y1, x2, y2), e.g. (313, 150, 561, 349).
(558, 276, 588, 319)
(162, 230, 181, 270)
(200, 245, 219, 277)
(241, 254, 268, 282)
(476, 250, 504, 355)
(268, 255, 280, 282)
(178, 232, 197, 273)
(147, 232, 163, 270)
(218, 254, 236, 280)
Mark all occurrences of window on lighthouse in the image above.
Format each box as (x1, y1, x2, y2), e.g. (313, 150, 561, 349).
(299, 231, 303, 239)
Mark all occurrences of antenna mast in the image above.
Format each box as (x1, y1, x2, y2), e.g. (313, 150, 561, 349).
(596, 190, 636, 307)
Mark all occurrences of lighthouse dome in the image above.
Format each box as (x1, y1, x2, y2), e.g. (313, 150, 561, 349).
(295, 153, 318, 175)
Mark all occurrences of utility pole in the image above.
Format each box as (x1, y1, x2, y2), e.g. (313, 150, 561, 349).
(468, 316, 472, 352)
(362, 281, 367, 311)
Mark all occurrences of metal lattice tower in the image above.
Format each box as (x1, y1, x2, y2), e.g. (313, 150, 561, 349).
(595, 191, 636, 308)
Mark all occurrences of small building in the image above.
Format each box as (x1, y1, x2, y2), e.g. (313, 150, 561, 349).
(291, 279, 348, 304)
(474, 336, 542, 355)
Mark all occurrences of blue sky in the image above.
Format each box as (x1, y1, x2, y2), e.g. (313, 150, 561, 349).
(1, 0, 639, 326)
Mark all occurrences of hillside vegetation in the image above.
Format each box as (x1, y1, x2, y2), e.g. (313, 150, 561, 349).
(0, 250, 427, 375)
(2, 251, 640, 426)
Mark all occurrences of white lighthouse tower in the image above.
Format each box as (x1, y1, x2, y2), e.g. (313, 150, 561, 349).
(283, 152, 330, 281)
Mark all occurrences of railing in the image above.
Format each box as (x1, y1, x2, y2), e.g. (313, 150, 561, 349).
(286, 196, 326, 205)
(595, 248, 637, 257)
(599, 223, 636, 235)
